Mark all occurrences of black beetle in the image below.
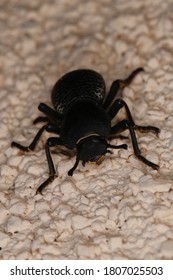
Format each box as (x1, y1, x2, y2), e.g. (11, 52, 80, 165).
(11, 68, 160, 194)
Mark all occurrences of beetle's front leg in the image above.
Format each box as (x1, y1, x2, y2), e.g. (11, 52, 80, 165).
(36, 137, 64, 194)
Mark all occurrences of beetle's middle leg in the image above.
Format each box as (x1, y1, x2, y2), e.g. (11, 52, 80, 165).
(111, 119, 159, 170)
(11, 123, 60, 151)
(109, 98, 160, 135)
(104, 67, 144, 108)
(109, 99, 160, 169)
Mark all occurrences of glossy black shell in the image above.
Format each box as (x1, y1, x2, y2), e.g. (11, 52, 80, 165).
(51, 69, 106, 116)
(51, 69, 111, 149)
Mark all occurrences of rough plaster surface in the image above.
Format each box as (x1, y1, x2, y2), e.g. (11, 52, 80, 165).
(1, 0, 173, 259)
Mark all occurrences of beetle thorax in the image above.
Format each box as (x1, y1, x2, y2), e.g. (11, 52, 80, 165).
(60, 100, 111, 149)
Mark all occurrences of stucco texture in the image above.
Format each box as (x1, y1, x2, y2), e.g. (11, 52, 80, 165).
(1, 0, 173, 259)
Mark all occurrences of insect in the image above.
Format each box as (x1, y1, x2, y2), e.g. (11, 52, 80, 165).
(11, 68, 160, 194)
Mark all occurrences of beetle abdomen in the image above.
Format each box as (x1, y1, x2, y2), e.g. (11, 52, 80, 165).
(51, 69, 106, 116)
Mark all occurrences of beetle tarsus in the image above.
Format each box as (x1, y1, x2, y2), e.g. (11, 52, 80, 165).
(135, 125, 160, 136)
(36, 174, 57, 194)
(135, 154, 159, 170)
(108, 143, 128, 150)
(11, 141, 30, 151)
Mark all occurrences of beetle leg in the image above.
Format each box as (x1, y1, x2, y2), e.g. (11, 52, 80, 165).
(46, 123, 61, 134)
(36, 137, 64, 194)
(38, 102, 62, 120)
(33, 116, 49, 124)
(107, 143, 128, 150)
(109, 134, 128, 140)
(134, 125, 160, 136)
(11, 123, 60, 152)
(111, 120, 159, 170)
(109, 98, 160, 135)
(11, 124, 48, 151)
(104, 67, 144, 108)
(33, 103, 62, 125)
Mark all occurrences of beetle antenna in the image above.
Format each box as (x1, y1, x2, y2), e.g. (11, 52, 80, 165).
(68, 158, 80, 176)
(107, 143, 128, 150)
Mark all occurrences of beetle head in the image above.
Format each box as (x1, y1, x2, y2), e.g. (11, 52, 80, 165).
(67, 135, 128, 176)
(68, 135, 108, 176)
(77, 135, 108, 164)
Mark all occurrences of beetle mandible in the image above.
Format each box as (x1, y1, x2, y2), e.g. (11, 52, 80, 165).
(11, 68, 160, 194)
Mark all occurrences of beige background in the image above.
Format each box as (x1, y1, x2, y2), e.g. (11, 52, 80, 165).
(0, 0, 173, 259)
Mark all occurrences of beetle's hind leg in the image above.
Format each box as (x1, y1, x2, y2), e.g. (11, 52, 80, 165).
(104, 67, 144, 108)
(38, 103, 62, 120)
(33, 102, 62, 125)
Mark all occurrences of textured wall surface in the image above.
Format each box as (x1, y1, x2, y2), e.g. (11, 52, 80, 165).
(1, 0, 173, 259)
